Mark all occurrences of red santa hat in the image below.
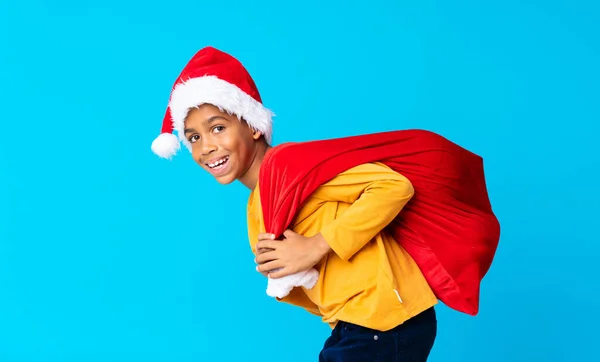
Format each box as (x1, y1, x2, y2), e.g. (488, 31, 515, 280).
(151, 46, 274, 159)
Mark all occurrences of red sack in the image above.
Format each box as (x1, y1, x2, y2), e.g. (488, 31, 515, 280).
(258, 129, 500, 315)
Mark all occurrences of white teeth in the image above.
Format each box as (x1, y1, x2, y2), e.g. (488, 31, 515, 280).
(208, 157, 228, 169)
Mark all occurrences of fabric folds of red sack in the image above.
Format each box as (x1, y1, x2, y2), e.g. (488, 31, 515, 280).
(258, 129, 500, 315)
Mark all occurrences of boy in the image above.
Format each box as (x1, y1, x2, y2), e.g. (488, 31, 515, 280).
(151, 47, 497, 361)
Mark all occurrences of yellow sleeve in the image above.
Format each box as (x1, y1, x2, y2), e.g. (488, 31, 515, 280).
(247, 214, 259, 254)
(316, 162, 414, 261)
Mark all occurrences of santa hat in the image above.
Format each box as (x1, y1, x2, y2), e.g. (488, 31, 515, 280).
(151, 46, 274, 159)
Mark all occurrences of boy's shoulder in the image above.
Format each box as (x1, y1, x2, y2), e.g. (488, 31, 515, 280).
(263, 141, 303, 163)
(261, 141, 312, 177)
(260, 142, 402, 200)
(262, 140, 394, 179)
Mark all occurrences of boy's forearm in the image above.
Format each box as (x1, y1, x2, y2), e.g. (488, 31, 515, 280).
(319, 178, 414, 261)
(311, 232, 332, 255)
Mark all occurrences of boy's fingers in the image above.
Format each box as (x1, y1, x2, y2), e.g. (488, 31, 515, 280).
(257, 260, 283, 273)
(255, 250, 277, 264)
(282, 229, 297, 238)
(256, 247, 274, 255)
(256, 240, 279, 250)
(258, 233, 276, 240)
(267, 268, 290, 279)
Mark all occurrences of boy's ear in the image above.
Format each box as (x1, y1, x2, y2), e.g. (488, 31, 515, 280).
(252, 130, 263, 140)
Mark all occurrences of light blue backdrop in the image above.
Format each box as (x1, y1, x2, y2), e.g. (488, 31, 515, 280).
(1, 0, 598, 361)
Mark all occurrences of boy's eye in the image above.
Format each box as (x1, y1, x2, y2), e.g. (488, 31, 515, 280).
(189, 135, 200, 143)
(213, 125, 225, 133)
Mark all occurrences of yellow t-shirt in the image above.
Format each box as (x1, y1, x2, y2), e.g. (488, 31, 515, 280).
(247, 162, 438, 331)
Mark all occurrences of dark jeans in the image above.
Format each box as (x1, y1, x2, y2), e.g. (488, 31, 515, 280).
(319, 307, 437, 362)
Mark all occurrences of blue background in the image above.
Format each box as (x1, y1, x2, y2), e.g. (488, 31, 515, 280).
(1, 0, 598, 361)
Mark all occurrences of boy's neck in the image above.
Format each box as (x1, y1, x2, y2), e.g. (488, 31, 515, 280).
(240, 143, 271, 191)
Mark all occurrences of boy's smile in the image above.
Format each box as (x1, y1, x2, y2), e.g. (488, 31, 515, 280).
(205, 155, 230, 176)
(183, 104, 269, 189)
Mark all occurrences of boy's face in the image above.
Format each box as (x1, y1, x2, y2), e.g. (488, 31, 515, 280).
(183, 104, 263, 185)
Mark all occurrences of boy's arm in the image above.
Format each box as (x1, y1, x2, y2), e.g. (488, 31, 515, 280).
(315, 162, 414, 261)
(248, 210, 321, 314)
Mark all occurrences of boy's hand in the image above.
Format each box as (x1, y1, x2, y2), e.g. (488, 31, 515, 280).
(255, 233, 276, 277)
(255, 230, 331, 279)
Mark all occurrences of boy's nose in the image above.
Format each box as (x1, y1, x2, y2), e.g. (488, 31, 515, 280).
(191, 143, 216, 164)
(200, 143, 217, 155)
